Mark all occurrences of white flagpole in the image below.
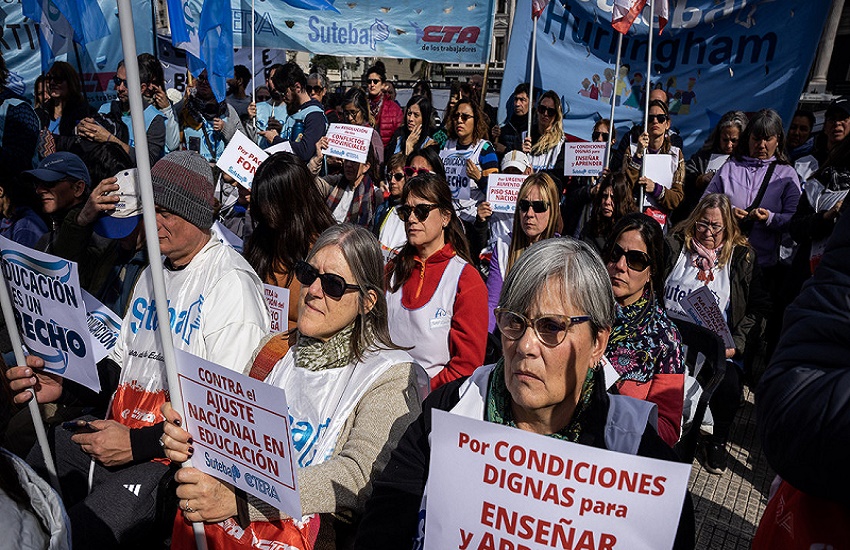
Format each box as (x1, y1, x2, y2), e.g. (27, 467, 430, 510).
(605, 33, 624, 169)
(528, 15, 539, 140)
(639, 0, 655, 211)
(115, 2, 208, 549)
(252, 0, 257, 133)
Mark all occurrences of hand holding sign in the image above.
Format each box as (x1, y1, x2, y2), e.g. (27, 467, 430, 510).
(325, 124, 374, 164)
(218, 131, 269, 189)
(5, 355, 64, 405)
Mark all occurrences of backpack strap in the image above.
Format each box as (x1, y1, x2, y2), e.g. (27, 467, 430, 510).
(746, 161, 778, 214)
(248, 331, 295, 381)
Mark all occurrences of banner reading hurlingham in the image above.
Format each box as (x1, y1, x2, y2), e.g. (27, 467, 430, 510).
(0, 236, 100, 392)
(502, 0, 831, 156)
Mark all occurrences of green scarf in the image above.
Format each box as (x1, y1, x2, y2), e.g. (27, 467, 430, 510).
(295, 324, 355, 371)
(485, 358, 597, 442)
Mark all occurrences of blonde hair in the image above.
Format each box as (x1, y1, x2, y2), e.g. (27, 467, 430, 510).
(673, 193, 749, 267)
(532, 90, 564, 156)
(507, 173, 562, 272)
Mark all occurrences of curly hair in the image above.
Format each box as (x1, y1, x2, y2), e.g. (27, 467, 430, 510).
(446, 98, 489, 143)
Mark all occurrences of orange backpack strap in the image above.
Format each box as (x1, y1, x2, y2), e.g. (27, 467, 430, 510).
(248, 332, 295, 381)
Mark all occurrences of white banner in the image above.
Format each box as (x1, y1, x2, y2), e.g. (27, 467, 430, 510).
(263, 284, 291, 334)
(680, 285, 735, 349)
(441, 152, 472, 201)
(0, 237, 100, 392)
(217, 131, 269, 189)
(175, 349, 301, 517)
(325, 124, 374, 164)
(211, 222, 244, 254)
(82, 290, 122, 364)
(564, 142, 607, 177)
(424, 410, 691, 550)
(487, 174, 528, 215)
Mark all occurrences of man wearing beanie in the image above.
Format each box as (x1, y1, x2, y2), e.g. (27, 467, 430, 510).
(7, 151, 271, 548)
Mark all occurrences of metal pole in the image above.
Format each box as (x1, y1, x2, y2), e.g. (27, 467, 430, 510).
(639, 0, 656, 211)
(527, 15, 538, 140)
(151, 0, 159, 63)
(252, 0, 257, 133)
(605, 33, 623, 169)
(115, 1, 208, 548)
(71, 41, 89, 104)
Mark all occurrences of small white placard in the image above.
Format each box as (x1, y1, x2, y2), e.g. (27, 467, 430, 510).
(564, 142, 607, 176)
(440, 151, 471, 201)
(644, 154, 675, 189)
(264, 141, 293, 155)
(325, 123, 374, 164)
(486, 174, 528, 214)
(217, 131, 269, 189)
(424, 409, 691, 550)
(706, 154, 729, 173)
(175, 349, 301, 517)
(82, 290, 122, 363)
(680, 285, 735, 349)
(263, 284, 291, 333)
(211, 221, 244, 254)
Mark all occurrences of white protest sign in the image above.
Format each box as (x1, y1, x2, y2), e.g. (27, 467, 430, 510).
(564, 142, 607, 176)
(644, 154, 676, 189)
(211, 221, 244, 254)
(175, 348, 301, 517)
(0, 236, 100, 392)
(264, 141, 293, 155)
(706, 154, 729, 173)
(424, 409, 691, 550)
(325, 123, 374, 164)
(82, 291, 122, 363)
(217, 131, 269, 189)
(440, 151, 471, 201)
(487, 174, 528, 215)
(680, 285, 735, 349)
(264, 284, 291, 333)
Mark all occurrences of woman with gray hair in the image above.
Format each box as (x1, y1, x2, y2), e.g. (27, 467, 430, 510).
(356, 238, 695, 549)
(161, 224, 429, 549)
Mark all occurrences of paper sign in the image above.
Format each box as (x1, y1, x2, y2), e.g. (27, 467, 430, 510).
(217, 131, 269, 189)
(264, 284, 291, 333)
(264, 141, 293, 155)
(680, 285, 735, 349)
(706, 154, 729, 173)
(564, 142, 607, 176)
(644, 154, 675, 189)
(424, 410, 691, 550)
(82, 291, 121, 363)
(325, 123, 374, 164)
(175, 348, 301, 517)
(0, 236, 100, 392)
(211, 221, 244, 254)
(487, 174, 528, 214)
(440, 151, 472, 201)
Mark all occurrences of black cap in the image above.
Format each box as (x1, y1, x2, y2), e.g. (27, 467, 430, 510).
(826, 97, 850, 121)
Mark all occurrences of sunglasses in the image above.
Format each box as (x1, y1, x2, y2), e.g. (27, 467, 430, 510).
(647, 114, 669, 124)
(607, 242, 651, 272)
(306, 85, 324, 94)
(494, 309, 590, 347)
(397, 203, 440, 223)
(389, 171, 405, 182)
(343, 109, 361, 120)
(294, 260, 360, 299)
(367, 78, 382, 85)
(537, 105, 557, 118)
(403, 166, 432, 178)
(454, 112, 475, 122)
(518, 199, 549, 214)
(592, 131, 610, 141)
(112, 76, 128, 88)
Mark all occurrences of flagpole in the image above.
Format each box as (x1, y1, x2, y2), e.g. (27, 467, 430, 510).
(605, 33, 623, 169)
(71, 42, 89, 104)
(527, 15, 539, 140)
(639, 0, 655, 211)
(115, 2, 208, 549)
(251, 0, 257, 133)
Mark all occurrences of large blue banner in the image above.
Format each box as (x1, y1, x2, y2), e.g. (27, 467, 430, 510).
(502, 0, 831, 156)
(2, 0, 153, 103)
(230, 0, 496, 64)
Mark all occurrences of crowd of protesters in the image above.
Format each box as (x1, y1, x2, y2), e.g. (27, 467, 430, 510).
(0, 47, 849, 549)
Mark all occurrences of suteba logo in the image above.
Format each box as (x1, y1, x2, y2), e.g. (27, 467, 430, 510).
(307, 16, 390, 50)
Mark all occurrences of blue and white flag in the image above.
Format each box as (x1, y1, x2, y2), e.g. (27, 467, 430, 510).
(21, 0, 75, 71)
(168, 0, 233, 102)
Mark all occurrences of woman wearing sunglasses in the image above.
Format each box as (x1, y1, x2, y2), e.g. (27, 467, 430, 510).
(522, 90, 566, 179)
(365, 63, 403, 149)
(163, 224, 429, 549)
(386, 173, 488, 391)
(385, 95, 438, 160)
(663, 194, 770, 473)
(336, 87, 385, 168)
(374, 153, 408, 260)
(580, 171, 637, 254)
(603, 213, 685, 447)
(356, 238, 695, 548)
(486, 173, 561, 332)
(623, 99, 685, 228)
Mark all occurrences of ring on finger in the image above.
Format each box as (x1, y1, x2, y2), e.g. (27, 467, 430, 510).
(184, 499, 197, 513)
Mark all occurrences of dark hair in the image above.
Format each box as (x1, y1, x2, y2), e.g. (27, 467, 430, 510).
(446, 98, 489, 143)
(46, 61, 85, 109)
(244, 152, 336, 284)
(513, 83, 529, 97)
(792, 109, 815, 131)
(137, 53, 164, 87)
(0, 175, 42, 215)
(405, 145, 446, 180)
(266, 63, 285, 82)
(83, 142, 135, 186)
(366, 63, 386, 82)
(387, 173, 472, 292)
(602, 213, 666, 306)
(585, 172, 637, 239)
(735, 108, 789, 164)
(412, 80, 432, 103)
(401, 95, 435, 147)
(271, 62, 307, 94)
(593, 118, 617, 142)
(0, 51, 7, 89)
(233, 65, 251, 87)
(342, 87, 371, 125)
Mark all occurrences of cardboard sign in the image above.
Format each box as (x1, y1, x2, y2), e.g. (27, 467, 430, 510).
(217, 131, 269, 189)
(325, 123, 374, 164)
(0, 237, 100, 392)
(487, 174, 528, 214)
(175, 349, 301, 517)
(82, 290, 122, 363)
(706, 154, 729, 173)
(644, 154, 675, 190)
(564, 142, 607, 176)
(211, 221, 244, 254)
(440, 151, 472, 201)
(424, 410, 691, 550)
(680, 285, 735, 349)
(263, 284, 291, 333)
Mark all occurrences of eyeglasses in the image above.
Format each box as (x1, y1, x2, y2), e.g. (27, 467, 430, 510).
(397, 203, 440, 222)
(454, 112, 475, 122)
(494, 309, 590, 348)
(389, 171, 405, 182)
(592, 131, 610, 141)
(647, 114, 669, 124)
(112, 76, 127, 88)
(695, 221, 724, 235)
(343, 109, 361, 120)
(537, 105, 557, 118)
(306, 85, 324, 94)
(294, 260, 360, 299)
(606, 243, 651, 272)
(518, 199, 549, 214)
(367, 78, 382, 85)
(403, 166, 432, 178)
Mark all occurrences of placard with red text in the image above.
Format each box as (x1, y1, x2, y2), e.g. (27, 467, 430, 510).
(487, 174, 528, 214)
(424, 409, 691, 550)
(263, 284, 291, 333)
(564, 142, 607, 176)
(217, 131, 269, 189)
(325, 123, 374, 164)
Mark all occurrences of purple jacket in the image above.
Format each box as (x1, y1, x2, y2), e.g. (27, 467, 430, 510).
(705, 156, 800, 267)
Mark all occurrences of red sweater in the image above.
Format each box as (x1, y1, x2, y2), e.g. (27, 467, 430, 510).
(373, 95, 404, 148)
(388, 243, 488, 391)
